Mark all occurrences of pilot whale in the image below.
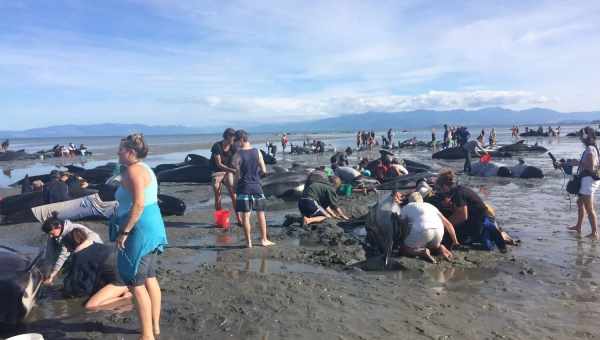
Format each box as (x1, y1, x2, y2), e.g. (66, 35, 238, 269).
(0, 246, 43, 325)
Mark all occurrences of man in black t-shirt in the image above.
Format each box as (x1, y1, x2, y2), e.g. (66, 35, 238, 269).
(433, 169, 488, 245)
(209, 128, 239, 220)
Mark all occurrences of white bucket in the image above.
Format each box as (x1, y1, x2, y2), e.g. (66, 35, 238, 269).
(6, 333, 44, 340)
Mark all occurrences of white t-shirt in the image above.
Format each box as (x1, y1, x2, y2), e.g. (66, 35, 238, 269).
(582, 145, 600, 171)
(401, 202, 444, 231)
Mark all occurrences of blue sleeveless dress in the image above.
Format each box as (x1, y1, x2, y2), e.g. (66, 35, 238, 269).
(114, 162, 167, 284)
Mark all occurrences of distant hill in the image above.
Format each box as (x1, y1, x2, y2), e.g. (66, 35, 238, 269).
(252, 107, 600, 133)
(0, 123, 212, 138)
(1, 107, 600, 138)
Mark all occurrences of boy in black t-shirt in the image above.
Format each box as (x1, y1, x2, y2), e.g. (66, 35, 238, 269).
(209, 128, 241, 224)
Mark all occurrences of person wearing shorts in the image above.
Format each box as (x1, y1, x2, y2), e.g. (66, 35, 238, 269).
(568, 126, 600, 239)
(209, 128, 241, 224)
(232, 130, 275, 248)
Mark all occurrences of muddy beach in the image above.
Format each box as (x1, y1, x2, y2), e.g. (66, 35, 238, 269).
(2, 134, 600, 340)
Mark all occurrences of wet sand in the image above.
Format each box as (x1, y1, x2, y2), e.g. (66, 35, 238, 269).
(2, 138, 600, 340)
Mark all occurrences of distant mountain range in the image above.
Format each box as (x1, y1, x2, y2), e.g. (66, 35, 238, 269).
(0, 123, 211, 138)
(1, 107, 600, 138)
(251, 107, 600, 133)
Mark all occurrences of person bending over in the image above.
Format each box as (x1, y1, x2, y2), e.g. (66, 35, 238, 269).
(399, 192, 458, 263)
(41, 211, 103, 285)
(299, 175, 350, 225)
(434, 169, 506, 251)
(209, 128, 241, 224)
(61, 228, 131, 310)
(462, 135, 487, 174)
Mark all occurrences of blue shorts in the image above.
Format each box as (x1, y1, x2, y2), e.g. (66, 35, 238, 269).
(236, 194, 266, 212)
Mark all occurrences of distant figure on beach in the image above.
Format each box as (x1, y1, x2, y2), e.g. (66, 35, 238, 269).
(209, 128, 240, 222)
(443, 125, 450, 149)
(281, 133, 288, 153)
(489, 128, 497, 146)
(0, 139, 8, 152)
(462, 134, 488, 175)
(232, 130, 275, 248)
(568, 126, 600, 239)
(387, 128, 394, 146)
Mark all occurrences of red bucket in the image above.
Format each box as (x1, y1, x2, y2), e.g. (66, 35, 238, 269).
(480, 154, 492, 164)
(214, 209, 230, 229)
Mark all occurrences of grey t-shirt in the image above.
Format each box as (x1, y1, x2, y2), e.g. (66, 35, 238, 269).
(463, 140, 486, 155)
(335, 166, 361, 183)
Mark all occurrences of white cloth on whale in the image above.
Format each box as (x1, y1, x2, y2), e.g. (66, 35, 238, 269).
(31, 193, 117, 223)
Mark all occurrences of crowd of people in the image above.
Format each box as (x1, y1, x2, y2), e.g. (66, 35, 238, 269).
(26, 123, 600, 340)
(51, 143, 89, 157)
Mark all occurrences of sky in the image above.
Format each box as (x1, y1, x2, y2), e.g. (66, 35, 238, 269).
(1, 0, 599, 130)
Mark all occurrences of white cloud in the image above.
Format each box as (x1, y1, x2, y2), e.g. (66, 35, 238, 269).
(0, 0, 599, 129)
(187, 90, 551, 122)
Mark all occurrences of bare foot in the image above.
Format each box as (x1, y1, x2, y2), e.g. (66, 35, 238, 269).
(422, 249, 437, 264)
(261, 239, 276, 247)
(153, 323, 160, 337)
(246, 241, 253, 248)
(586, 232, 599, 240)
(440, 247, 453, 261)
(568, 225, 582, 233)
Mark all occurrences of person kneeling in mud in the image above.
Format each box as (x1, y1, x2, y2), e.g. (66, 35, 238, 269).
(42, 212, 103, 285)
(61, 228, 131, 310)
(398, 192, 458, 263)
(298, 175, 350, 225)
(434, 169, 508, 252)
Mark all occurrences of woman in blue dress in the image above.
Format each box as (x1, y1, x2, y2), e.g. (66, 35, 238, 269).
(114, 133, 167, 340)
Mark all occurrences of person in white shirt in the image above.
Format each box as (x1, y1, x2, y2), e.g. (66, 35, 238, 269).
(400, 192, 458, 263)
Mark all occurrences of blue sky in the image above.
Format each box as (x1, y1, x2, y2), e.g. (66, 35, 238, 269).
(1, 0, 599, 130)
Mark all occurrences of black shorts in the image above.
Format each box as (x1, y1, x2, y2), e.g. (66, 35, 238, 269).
(235, 194, 266, 212)
(298, 198, 326, 217)
(132, 251, 157, 286)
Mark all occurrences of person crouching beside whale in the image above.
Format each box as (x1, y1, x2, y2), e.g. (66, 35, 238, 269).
(41, 211, 103, 285)
(299, 175, 350, 225)
(61, 228, 131, 310)
(399, 192, 458, 263)
(433, 170, 507, 252)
